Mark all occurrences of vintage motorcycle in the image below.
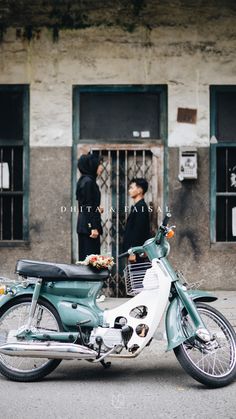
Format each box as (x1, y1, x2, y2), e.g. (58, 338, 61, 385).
(0, 213, 235, 387)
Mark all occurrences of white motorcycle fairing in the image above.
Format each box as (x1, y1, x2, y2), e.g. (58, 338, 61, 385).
(103, 259, 171, 356)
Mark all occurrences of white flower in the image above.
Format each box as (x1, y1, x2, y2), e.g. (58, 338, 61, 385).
(82, 254, 115, 269)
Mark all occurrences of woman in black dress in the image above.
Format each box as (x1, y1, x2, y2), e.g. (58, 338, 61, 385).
(76, 154, 103, 260)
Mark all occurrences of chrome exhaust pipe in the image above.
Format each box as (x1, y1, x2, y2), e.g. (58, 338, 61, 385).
(0, 342, 98, 360)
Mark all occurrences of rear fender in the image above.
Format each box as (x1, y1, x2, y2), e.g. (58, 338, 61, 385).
(0, 286, 35, 311)
(0, 285, 102, 329)
(0, 287, 59, 315)
(165, 290, 217, 351)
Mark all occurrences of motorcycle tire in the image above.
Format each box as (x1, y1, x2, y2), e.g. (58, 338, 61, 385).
(174, 302, 236, 388)
(0, 295, 63, 382)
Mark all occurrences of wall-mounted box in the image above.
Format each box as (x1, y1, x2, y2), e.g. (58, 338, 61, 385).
(179, 147, 198, 181)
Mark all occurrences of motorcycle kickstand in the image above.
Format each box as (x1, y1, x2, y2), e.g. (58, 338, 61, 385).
(100, 360, 111, 369)
(95, 336, 112, 369)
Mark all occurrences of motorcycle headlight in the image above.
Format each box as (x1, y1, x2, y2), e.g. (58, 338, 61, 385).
(0, 285, 7, 295)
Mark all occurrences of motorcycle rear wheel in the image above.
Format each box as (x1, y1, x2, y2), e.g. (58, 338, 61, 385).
(0, 296, 62, 382)
(174, 302, 236, 388)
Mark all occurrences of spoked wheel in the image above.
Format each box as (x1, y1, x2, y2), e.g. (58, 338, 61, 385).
(0, 296, 63, 382)
(174, 302, 236, 388)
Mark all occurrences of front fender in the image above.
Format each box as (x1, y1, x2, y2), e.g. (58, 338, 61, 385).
(165, 290, 217, 351)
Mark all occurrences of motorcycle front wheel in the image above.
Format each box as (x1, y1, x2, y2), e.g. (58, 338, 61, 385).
(0, 296, 62, 382)
(174, 302, 236, 388)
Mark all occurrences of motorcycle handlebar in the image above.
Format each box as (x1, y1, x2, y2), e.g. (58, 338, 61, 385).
(118, 246, 144, 258)
(118, 251, 129, 259)
(162, 212, 171, 227)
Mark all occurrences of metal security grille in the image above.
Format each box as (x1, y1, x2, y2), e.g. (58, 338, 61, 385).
(0, 86, 28, 242)
(0, 145, 23, 240)
(77, 144, 163, 297)
(216, 146, 236, 241)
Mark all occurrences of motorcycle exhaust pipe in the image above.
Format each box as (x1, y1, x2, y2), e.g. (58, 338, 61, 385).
(0, 342, 98, 360)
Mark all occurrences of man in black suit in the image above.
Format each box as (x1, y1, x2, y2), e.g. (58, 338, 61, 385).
(123, 178, 150, 263)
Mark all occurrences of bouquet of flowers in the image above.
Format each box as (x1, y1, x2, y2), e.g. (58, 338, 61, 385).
(76, 254, 115, 270)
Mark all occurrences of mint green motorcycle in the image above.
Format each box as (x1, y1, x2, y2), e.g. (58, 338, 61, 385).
(0, 213, 235, 387)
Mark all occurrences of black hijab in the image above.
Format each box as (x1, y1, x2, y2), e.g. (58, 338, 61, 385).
(77, 154, 100, 178)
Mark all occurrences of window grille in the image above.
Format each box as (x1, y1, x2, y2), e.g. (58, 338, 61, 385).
(0, 86, 28, 243)
(216, 146, 236, 242)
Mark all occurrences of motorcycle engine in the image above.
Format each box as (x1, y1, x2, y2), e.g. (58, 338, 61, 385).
(89, 327, 123, 351)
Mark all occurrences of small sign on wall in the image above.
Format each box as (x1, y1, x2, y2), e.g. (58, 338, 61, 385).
(0, 163, 10, 189)
(177, 108, 197, 124)
(141, 131, 150, 138)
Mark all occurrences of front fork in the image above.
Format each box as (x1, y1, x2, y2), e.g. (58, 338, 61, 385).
(174, 281, 204, 329)
(161, 258, 211, 343)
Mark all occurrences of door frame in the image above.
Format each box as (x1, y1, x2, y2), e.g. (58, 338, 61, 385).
(77, 142, 164, 244)
(72, 85, 168, 262)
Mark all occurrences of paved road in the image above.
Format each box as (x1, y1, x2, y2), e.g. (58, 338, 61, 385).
(0, 292, 236, 419)
(1, 344, 235, 419)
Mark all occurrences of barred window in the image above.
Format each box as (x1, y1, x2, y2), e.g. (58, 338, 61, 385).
(211, 87, 236, 242)
(216, 146, 236, 241)
(0, 86, 29, 242)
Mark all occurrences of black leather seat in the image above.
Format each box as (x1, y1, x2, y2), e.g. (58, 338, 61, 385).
(15, 259, 110, 281)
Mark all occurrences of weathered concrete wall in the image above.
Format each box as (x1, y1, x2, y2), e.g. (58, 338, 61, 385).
(168, 148, 236, 290)
(0, 8, 235, 147)
(0, 2, 236, 287)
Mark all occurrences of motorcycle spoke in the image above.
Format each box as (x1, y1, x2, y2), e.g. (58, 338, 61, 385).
(0, 302, 60, 372)
(182, 307, 236, 378)
(212, 352, 217, 375)
(36, 307, 43, 327)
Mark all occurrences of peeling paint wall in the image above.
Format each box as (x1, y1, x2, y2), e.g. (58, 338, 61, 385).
(1, 13, 236, 147)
